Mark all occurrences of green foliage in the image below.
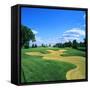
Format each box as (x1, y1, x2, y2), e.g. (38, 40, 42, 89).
(53, 41, 72, 48)
(41, 43, 46, 47)
(21, 25, 35, 48)
(72, 40, 78, 49)
(32, 44, 35, 48)
(24, 41, 29, 48)
(32, 44, 37, 48)
(35, 44, 37, 48)
(53, 43, 64, 48)
(65, 41, 72, 47)
(53, 39, 86, 51)
(49, 44, 51, 47)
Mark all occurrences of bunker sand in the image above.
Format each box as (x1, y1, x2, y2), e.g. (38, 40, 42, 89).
(25, 49, 85, 80)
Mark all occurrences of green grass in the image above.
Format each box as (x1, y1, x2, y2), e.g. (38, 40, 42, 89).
(61, 48, 85, 57)
(21, 55, 76, 83)
(77, 47, 86, 51)
(21, 47, 76, 83)
(22, 47, 62, 52)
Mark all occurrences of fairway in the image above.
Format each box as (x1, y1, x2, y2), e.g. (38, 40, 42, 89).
(20, 6, 87, 84)
(21, 47, 85, 83)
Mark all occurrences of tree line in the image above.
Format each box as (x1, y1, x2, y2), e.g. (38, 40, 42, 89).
(53, 39, 86, 51)
(21, 25, 86, 51)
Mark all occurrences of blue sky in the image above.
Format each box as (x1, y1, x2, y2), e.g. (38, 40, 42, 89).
(21, 7, 86, 46)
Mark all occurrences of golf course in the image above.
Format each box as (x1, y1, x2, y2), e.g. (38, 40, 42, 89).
(21, 8, 86, 83)
(21, 47, 85, 83)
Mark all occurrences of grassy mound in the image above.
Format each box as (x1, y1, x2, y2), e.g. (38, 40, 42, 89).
(61, 48, 85, 57)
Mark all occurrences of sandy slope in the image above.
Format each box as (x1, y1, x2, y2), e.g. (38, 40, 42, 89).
(25, 49, 85, 80)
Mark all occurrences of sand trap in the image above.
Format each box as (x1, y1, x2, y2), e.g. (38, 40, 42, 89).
(42, 50, 66, 60)
(61, 56, 85, 80)
(26, 52, 43, 56)
(25, 49, 85, 80)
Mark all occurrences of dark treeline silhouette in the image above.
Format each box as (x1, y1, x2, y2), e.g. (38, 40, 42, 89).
(31, 43, 52, 48)
(41, 44, 48, 47)
(41, 44, 52, 47)
(41, 44, 46, 47)
(32, 44, 37, 48)
(53, 39, 86, 51)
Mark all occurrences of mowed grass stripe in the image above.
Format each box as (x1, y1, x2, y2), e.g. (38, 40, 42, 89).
(21, 54, 76, 83)
(21, 47, 85, 82)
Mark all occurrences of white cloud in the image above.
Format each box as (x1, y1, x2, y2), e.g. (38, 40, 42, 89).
(36, 36, 43, 43)
(32, 29, 38, 34)
(59, 36, 79, 43)
(34, 37, 59, 46)
(62, 33, 79, 37)
(30, 28, 85, 46)
(59, 28, 85, 43)
(33, 36, 45, 46)
(29, 36, 43, 46)
(34, 28, 85, 45)
(64, 28, 85, 36)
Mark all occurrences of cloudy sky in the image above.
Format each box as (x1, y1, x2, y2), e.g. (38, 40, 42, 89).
(21, 7, 86, 46)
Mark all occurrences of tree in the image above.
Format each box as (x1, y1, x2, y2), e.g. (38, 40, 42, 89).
(49, 44, 51, 47)
(24, 41, 29, 48)
(41, 43, 45, 47)
(72, 40, 78, 49)
(53, 43, 63, 48)
(21, 25, 35, 48)
(83, 38, 86, 47)
(35, 44, 37, 48)
(32, 44, 35, 48)
(67, 41, 72, 47)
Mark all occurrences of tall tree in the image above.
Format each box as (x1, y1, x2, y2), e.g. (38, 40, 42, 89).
(41, 43, 45, 47)
(35, 44, 37, 48)
(72, 40, 78, 49)
(21, 25, 35, 48)
(49, 44, 51, 47)
(32, 44, 35, 48)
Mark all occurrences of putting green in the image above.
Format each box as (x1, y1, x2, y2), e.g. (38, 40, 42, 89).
(25, 49, 85, 80)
